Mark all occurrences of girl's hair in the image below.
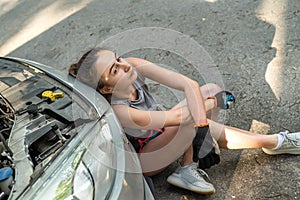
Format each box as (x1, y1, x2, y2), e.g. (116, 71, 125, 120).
(68, 47, 111, 102)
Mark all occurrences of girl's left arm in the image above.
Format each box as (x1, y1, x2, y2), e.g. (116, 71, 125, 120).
(126, 57, 208, 126)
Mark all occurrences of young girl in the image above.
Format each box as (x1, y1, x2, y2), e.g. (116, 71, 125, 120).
(69, 47, 300, 195)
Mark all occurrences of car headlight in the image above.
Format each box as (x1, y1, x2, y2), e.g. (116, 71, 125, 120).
(70, 161, 94, 200)
(81, 111, 125, 200)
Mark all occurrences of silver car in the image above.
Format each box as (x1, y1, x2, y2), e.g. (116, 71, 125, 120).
(0, 57, 155, 200)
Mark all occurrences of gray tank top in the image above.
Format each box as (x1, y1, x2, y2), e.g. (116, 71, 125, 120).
(111, 67, 162, 138)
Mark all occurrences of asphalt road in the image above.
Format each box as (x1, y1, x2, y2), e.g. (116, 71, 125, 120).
(0, 0, 299, 199)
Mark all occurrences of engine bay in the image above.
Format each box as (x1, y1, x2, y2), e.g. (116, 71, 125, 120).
(0, 58, 96, 199)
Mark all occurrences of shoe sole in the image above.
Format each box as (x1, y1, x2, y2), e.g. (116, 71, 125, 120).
(167, 175, 215, 195)
(262, 148, 300, 155)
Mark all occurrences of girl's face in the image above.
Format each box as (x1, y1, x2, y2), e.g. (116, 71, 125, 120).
(95, 50, 137, 95)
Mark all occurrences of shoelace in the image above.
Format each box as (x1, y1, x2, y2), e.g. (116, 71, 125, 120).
(182, 163, 211, 182)
(285, 132, 300, 147)
(196, 168, 211, 181)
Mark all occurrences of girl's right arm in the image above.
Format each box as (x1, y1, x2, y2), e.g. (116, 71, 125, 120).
(126, 57, 208, 127)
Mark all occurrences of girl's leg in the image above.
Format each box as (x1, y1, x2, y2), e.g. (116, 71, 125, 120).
(208, 119, 278, 149)
(140, 83, 223, 176)
(140, 123, 195, 176)
(197, 83, 278, 150)
(141, 120, 279, 173)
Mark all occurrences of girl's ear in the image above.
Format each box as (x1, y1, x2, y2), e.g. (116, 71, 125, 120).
(99, 86, 113, 94)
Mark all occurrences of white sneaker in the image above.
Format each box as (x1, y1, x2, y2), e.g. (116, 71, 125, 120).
(262, 131, 300, 155)
(166, 163, 215, 195)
